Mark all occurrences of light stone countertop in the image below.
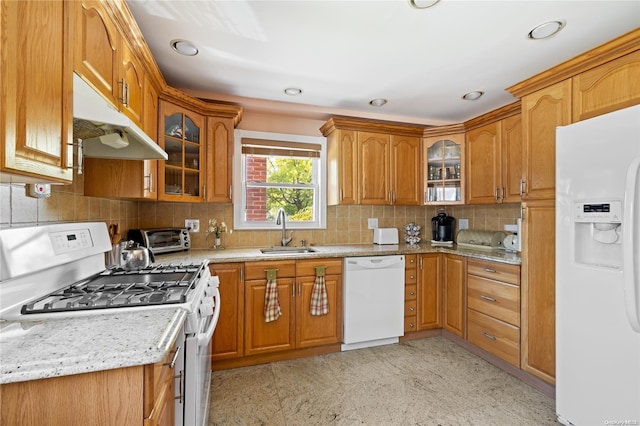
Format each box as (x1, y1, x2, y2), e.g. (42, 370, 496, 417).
(154, 242, 521, 265)
(0, 308, 186, 385)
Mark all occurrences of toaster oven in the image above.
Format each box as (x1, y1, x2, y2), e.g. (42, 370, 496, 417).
(127, 228, 191, 254)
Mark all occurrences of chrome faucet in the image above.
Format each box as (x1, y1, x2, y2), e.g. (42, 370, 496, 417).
(276, 208, 293, 246)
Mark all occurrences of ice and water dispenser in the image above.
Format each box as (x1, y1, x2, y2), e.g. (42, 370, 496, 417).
(573, 201, 622, 269)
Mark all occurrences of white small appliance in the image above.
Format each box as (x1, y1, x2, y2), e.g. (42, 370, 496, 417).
(373, 228, 399, 245)
(555, 104, 640, 425)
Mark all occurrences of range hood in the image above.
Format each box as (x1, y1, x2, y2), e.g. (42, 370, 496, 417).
(73, 73, 168, 160)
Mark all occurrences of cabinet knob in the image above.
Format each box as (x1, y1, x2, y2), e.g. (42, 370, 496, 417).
(409, 291, 415, 296)
(409, 307, 415, 312)
(409, 323, 415, 329)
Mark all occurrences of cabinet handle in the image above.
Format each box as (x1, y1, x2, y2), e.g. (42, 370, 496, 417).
(419, 257, 423, 269)
(481, 332, 496, 340)
(480, 295, 497, 302)
(164, 345, 182, 369)
(298, 282, 301, 297)
(502, 187, 506, 201)
(144, 173, 153, 193)
(174, 370, 184, 403)
(409, 307, 415, 312)
(519, 179, 526, 196)
(482, 267, 497, 273)
(228, 186, 232, 200)
(409, 323, 415, 329)
(339, 189, 343, 201)
(119, 78, 129, 107)
(495, 187, 499, 201)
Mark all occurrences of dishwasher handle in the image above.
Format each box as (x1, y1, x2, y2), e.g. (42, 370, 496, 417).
(346, 256, 404, 269)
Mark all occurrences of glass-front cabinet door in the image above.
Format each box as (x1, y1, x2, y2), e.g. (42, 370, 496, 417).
(424, 133, 464, 204)
(158, 100, 204, 201)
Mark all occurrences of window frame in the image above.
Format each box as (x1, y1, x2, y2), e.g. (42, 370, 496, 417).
(233, 129, 327, 230)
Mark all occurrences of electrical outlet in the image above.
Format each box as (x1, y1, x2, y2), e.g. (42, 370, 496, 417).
(185, 219, 200, 232)
(458, 219, 469, 230)
(367, 218, 378, 229)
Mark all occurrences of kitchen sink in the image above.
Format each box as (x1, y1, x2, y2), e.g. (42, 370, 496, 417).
(259, 246, 317, 254)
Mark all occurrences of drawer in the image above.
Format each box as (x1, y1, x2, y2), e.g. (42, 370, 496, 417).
(467, 309, 520, 367)
(404, 316, 417, 333)
(404, 300, 417, 317)
(405, 255, 417, 267)
(468, 258, 520, 286)
(467, 276, 520, 326)
(296, 258, 342, 276)
(244, 260, 296, 280)
(404, 284, 417, 301)
(405, 268, 417, 284)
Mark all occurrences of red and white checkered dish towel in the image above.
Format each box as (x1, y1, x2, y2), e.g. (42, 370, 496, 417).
(310, 275, 329, 316)
(264, 277, 282, 322)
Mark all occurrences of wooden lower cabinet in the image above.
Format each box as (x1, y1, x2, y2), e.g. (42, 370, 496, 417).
(404, 255, 418, 333)
(443, 254, 466, 337)
(417, 253, 442, 330)
(210, 263, 244, 361)
(466, 258, 521, 368)
(521, 200, 556, 384)
(1, 345, 178, 426)
(243, 258, 342, 357)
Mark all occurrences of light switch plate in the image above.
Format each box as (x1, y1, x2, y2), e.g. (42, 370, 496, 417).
(458, 218, 469, 230)
(368, 218, 378, 229)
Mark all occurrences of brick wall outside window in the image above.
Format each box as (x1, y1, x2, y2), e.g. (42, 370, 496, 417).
(245, 156, 267, 221)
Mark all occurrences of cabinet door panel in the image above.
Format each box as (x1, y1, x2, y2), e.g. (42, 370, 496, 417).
(2, 0, 73, 183)
(521, 200, 556, 384)
(205, 117, 234, 202)
(573, 51, 640, 122)
(244, 278, 295, 356)
(501, 114, 523, 203)
(210, 263, 244, 361)
(418, 254, 442, 329)
(466, 122, 500, 204)
(296, 275, 342, 348)
(521, 81, 571, 201)
(120, 43, 144, 127)
(390, 135, 421, 205)
(358, 132, 389, 205)
(443, 254, 466, 337)
(75, 0, 119, 105)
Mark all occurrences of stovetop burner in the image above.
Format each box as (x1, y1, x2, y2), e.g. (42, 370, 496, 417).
(21, 262, 206, 315)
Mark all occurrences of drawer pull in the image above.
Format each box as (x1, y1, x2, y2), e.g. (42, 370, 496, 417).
(481, 332, 496, 340)
(409, 323, 415, 329)
(480, 295, 497, 302)
(482, 267, 497, 273)
(409, 307, 415, 312)
(409, 291, 415, 296)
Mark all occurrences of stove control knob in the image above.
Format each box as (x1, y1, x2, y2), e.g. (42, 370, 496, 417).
(204, 286, 216, 297)
(199, 301, 214, 317)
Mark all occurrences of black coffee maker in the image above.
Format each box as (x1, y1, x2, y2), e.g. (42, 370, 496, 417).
(432, 212, 455, 242)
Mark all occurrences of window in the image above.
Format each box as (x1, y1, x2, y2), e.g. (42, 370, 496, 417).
(233, 130, 326, 230)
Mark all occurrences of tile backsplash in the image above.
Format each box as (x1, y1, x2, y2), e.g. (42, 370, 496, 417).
(1, 182, 521, 249)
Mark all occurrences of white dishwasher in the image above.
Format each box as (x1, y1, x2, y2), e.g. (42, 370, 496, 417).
(342, 255, 405, 351)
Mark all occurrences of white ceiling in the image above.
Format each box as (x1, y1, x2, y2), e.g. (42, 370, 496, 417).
(127, 0, 640, 126)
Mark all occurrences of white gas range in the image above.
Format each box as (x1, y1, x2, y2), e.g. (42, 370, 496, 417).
(0, 222, 219, 426)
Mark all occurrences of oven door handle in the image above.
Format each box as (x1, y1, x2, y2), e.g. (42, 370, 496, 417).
(197, 287, 220, 347)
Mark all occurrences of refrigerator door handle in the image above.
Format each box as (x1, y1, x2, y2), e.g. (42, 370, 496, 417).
(623, 156, 640, 333)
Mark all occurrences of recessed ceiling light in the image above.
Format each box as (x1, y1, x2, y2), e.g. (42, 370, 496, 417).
(284, 87, 303, 96)
(408, 0, 440, 9)
(369, 98, 388, 107)
(170, 39, 198, 56)
(462, 91, 484, 101)
(528, 21, 565, 40)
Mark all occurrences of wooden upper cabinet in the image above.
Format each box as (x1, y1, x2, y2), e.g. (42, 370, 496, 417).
(423, 127, 465, 205)
(325, 129, 358, 205)
(119, 41, 144, 127)
(573, 50, 640, 122)
(358, 131, 390, 205)
(1, 0, 73, 183)
(205, 116, 234, 203)
(466, 122, 500, 204)
(521, 80, 572, 201)
(75, 0, 120, 107)
(500, 114, 523, 203)
(390, 135, 421, 206)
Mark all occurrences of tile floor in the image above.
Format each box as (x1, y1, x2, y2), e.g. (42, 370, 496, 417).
(209, 336, 558, 425)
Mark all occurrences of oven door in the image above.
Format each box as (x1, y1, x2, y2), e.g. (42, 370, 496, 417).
(184, 286, 220, 426)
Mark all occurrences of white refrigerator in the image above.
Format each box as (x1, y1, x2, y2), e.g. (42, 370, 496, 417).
(556, 104, 640, 425)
